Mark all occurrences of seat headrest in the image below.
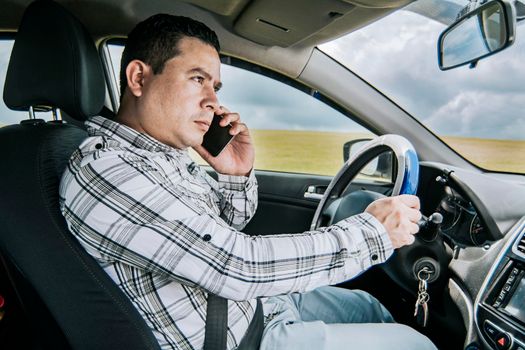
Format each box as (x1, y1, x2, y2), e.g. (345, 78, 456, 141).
(3, 0, 105, 121)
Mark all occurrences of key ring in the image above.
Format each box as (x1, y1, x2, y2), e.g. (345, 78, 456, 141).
(417, 292, 430, 304)
(417, 267, 431, 281)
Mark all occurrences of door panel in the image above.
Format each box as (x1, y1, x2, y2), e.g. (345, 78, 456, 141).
(243, 171, 330, 235)
(243, 170, 393, 235)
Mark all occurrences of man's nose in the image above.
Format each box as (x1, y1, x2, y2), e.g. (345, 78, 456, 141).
(202, 85, 219, 112)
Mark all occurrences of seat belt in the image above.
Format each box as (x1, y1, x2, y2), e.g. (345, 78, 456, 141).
(204, 294, 264, 350)
(204, 294, 228, 350)
(237, 299, 264, 350)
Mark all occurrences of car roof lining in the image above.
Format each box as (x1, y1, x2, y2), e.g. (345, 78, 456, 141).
(0, 0, 413, 78)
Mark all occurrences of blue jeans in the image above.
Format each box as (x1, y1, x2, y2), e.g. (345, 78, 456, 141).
(260, 286, 437, 350)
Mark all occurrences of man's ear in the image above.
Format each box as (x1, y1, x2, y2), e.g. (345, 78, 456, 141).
(125, 60, 150, 97)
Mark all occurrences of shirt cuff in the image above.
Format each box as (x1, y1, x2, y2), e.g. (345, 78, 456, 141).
(217, 169, 257, 192)
(341, 212, 394, 270)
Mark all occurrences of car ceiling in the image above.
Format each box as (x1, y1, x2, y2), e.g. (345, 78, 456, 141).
(0, 0, 413, 77)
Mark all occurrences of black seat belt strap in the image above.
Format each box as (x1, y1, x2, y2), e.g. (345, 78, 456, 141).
(204, 295, 264, 350)
(204, 293, 228, 350)
(237, 299, 264, 350)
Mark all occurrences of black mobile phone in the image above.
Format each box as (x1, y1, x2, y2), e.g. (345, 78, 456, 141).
(201, 114, 235, 157)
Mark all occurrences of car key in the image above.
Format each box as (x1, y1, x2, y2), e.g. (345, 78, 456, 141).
(414, 267, 431, 327)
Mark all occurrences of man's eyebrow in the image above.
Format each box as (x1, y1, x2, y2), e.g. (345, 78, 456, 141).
(189, 67, 222, 91)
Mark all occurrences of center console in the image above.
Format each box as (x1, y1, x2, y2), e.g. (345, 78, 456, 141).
(476, 219, 525, 350)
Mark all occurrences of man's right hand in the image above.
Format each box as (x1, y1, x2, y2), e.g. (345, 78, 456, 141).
(194, 106, 254, 177)
(365, 195, 421, 249)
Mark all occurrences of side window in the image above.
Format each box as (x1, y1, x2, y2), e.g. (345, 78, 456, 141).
(216, 64, 376, 176)
(1, 39, 53, 126)
(104, 42, 376, 176)
(0, 40, 24, 127)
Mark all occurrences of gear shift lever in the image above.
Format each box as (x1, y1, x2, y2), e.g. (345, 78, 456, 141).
(417, 212, 443, 241)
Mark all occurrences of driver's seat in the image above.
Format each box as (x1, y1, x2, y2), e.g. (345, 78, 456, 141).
(0, 1, 160, 349)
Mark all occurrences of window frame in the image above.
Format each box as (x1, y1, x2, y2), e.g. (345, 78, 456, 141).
(99, 37, 126, 112)
(100, 38, 376, 134)
(99, 38, 383, 177)
(0, 33, 20, 126)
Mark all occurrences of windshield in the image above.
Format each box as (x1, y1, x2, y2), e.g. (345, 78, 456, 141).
(320, 0, 525, 174)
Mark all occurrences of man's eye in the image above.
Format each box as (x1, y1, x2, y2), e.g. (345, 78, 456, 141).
(193, 76, 204, 84)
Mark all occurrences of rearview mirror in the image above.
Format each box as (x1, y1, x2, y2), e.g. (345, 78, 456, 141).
(438, 0, 516, 70)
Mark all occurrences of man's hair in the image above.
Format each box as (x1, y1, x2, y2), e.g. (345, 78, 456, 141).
(119, 14, 220, 99)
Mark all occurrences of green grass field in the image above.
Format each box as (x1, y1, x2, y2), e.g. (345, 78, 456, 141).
(249, 129, 373, 175)
(242, 130, 525, 176)
(2, 122, 522, 175)
(442, 136, 525, 174)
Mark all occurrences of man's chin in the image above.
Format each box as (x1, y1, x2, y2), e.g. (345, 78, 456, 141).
(188, 136, 205, 150)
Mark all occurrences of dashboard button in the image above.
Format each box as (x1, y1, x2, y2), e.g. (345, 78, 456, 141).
(484, 321, 501, 340)
(483, 321, 514, 350)
(495, 334, 511, 350)
(513, 338, 525, 350)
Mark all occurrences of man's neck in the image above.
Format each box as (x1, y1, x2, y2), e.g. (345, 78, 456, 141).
(115, 96, 145, 134)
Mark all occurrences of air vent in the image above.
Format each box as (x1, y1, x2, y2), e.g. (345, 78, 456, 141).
(514, 228, 525, 259)
(518, 234, 525, 254)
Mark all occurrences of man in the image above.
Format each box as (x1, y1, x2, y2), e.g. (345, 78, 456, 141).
(60, 14, 436, 350)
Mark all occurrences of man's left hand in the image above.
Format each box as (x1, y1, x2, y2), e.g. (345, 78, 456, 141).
(194, 107, 255, 176)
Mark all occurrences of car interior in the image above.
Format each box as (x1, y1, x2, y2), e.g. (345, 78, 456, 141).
(1, 0, 525, 349)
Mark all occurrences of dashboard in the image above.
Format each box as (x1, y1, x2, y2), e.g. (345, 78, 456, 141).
(475, 220, 525, 350)
(437, 186, 491, 247)
(416, 162, 525, 350)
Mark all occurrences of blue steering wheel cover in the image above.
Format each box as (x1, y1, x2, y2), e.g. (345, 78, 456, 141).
(399, 148, 419, 195)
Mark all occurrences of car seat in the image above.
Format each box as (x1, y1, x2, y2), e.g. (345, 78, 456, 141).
(0, 1, 160, 349)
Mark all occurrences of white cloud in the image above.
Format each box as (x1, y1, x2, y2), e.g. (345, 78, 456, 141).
(218, 64, 368, 132)
(321, 6, 525, 141)
(427, 91, 524, 139)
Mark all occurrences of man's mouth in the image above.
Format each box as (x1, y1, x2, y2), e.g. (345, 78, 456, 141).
(195, 120, 211, 132)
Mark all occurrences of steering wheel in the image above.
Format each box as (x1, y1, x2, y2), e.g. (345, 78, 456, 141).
(310, 134, 451, 295)
(310, 134, 419, 230)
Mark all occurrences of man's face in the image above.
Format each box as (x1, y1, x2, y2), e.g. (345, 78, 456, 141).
(135, 37, 222, 149)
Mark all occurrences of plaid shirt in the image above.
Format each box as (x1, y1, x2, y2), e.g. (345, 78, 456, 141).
(59, 116, 393, 349)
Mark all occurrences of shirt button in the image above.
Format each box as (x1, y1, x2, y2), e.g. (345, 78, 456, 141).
(203, 234, 212, 242)
(187, 162, 197, 175)
(95, 143, 102, 149)
(371, 254, 378, 261)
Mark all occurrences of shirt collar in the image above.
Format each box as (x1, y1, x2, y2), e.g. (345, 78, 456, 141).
(86, 115, 183, 154)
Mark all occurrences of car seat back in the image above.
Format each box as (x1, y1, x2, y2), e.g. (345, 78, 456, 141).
(0, 1, 160, 349)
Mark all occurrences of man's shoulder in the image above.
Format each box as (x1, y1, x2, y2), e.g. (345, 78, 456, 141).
(72, 136, 152, 165)
(61, 137, 148, 187)
(60, 135, 179, 199)
(68, 135, 187, 184)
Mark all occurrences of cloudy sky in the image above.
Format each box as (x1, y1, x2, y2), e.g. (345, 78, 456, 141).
(320, 3, 525, 141)
(221, 0, 525, 141)
(217, 64, 368, 133)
